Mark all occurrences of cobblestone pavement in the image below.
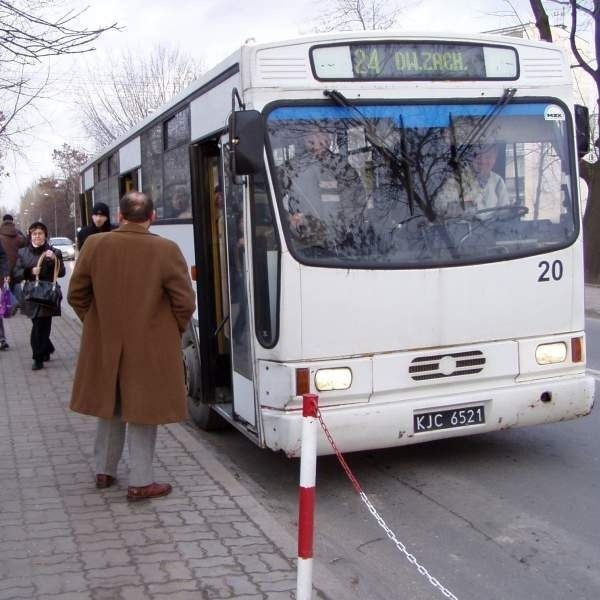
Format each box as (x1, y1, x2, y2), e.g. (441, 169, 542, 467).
(0, 311, 348, 600)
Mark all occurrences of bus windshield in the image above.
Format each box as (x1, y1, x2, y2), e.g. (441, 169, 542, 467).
(266, 101, 577, 268)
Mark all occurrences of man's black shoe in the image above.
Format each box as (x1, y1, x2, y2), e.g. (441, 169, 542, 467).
(31, 361, 44, 371)
(0, 341, 9, 350)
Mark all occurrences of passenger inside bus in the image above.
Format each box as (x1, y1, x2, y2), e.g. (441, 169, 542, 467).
(436, 143, 510, 217)
(167, 188, 192, 219)
(279, 123, 367, 249)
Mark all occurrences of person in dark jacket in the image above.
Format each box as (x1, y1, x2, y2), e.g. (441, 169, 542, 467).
(0, 242, 8, 350)
(77, 202, 115, 250)
(13, 221, 65, 370)
(0, 213, 27, 317)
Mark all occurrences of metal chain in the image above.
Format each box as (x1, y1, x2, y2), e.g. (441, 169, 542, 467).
(317, 410, 459, 600)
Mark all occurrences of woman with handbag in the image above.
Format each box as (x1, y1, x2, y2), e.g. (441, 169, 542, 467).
(14, 222, 65, 370)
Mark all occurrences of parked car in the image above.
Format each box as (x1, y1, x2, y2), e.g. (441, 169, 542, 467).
(49, 237, 77, 260)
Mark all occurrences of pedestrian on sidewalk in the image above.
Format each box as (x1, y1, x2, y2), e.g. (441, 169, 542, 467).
(0, 241, 8, 350)
(0, 214, 27, 347)
(13, 222, 66, 370)
(76, 202, 115, 250)
(68, 191, 196, 502)
(0, 213, 27, 319)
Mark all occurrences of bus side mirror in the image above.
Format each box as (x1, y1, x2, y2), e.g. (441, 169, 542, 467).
(574, 104, 590, 158)
(228, 110, 265, 175)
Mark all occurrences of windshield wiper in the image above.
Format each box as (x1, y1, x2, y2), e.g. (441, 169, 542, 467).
(446, 87, 517, 211)
(324, 89, 459, 258)
(324, 89, 430, 221)
(456, 87, 517, 161)
(448, 113, 467, 211)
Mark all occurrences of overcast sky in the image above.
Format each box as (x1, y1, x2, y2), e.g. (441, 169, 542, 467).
(1, 0, 539, 211)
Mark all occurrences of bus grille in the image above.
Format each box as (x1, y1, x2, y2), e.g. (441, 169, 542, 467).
(409, 350, 485, 381)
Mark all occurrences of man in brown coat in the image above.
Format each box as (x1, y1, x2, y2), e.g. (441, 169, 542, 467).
(68, 191, 196, 501)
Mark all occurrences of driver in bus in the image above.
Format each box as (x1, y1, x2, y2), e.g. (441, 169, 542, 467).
(436, 143, 510, 218)
(279, 124, 366, 248)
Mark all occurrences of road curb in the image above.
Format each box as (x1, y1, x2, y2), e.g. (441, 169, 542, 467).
(166, 422, 355, 600)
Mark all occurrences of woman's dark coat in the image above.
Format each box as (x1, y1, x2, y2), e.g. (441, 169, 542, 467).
(0, 221, 27, 273)
(77, 221, 115, 250)
(14, 243, 66, 318)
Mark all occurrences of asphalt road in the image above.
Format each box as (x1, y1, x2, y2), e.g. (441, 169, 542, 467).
(186, 321, 600, 600)
(586, 317, 600, 371)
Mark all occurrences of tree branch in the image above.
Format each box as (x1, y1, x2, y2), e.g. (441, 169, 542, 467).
(0, 1, 119, 63)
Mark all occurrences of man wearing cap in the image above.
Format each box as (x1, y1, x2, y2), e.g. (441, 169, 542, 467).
(0, 214, 27, 330)
(77, 202, 115, 250)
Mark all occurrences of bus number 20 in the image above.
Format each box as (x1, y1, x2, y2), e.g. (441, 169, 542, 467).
(538, 259, 564, 282)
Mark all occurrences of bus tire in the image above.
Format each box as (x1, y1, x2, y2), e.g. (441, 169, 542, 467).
(182, 323, 227, 431)
(187, 396, 227, 430)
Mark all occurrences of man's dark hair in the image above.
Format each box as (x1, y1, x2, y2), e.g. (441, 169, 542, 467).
(120, 191, 154, 223)
(2, 214, 13, 222)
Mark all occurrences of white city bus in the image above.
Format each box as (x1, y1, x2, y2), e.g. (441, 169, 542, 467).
(80, 31, 595, 455)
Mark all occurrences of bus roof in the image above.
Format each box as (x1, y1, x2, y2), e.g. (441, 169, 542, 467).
(81, 30, 564, 172)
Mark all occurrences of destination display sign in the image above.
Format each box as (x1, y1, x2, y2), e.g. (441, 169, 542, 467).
(311, 42, 518, 81)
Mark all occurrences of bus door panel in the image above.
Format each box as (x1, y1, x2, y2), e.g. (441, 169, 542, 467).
(222, 136, 257, 428)
(80, 191, 92, 227)
(206, 155, 229, 357)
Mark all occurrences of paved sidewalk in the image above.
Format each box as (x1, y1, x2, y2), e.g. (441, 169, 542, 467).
(585, 284, 600, 319)
(0, 311, 347, 600)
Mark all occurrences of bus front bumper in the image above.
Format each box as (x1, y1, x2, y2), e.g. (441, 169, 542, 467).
(261, 374, 595, 457)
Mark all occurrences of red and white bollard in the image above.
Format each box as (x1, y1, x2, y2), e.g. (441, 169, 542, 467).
(297, 393, 318, 600)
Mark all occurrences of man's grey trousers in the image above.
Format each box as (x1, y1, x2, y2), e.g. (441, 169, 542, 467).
(94, 395, 157, 487)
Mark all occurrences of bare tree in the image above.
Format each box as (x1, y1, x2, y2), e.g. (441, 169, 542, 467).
(309, 0, 411, 32)
(52, 142, 88, 234)
(18, 173, 81, 238)
(0, 1, 117, 176)
(18, 177, 62, 233)
(529, 0, 554, 40)
(0, 1, 118, 65)
(78, 44, 205, 149)
(0, 63, 49, 176)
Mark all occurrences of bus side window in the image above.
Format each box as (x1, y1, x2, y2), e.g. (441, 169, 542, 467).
(251, 172, 281, 348)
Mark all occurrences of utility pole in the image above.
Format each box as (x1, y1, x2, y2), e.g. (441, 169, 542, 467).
(42, 192, 49, 224)
(68, 181, 78, 243)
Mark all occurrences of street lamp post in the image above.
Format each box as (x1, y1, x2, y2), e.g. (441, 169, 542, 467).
(66, 182, 78, 243)
(25, 201, 36, 225)
(42, 191, 58, 237)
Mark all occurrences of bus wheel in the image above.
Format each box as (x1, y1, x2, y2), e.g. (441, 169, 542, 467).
(187, 396, 227, 430)
(182, 325, 227, 431)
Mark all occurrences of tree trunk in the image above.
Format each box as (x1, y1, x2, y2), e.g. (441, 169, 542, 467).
(582, 161, 600, 282)
(529, 0, 553, 41)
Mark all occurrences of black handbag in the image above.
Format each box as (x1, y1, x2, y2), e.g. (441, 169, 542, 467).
(24, 253, 63, 310)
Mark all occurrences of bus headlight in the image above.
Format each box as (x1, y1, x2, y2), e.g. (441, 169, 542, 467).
(315, 367, 352, 391)
(535, 342, 567, 365)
